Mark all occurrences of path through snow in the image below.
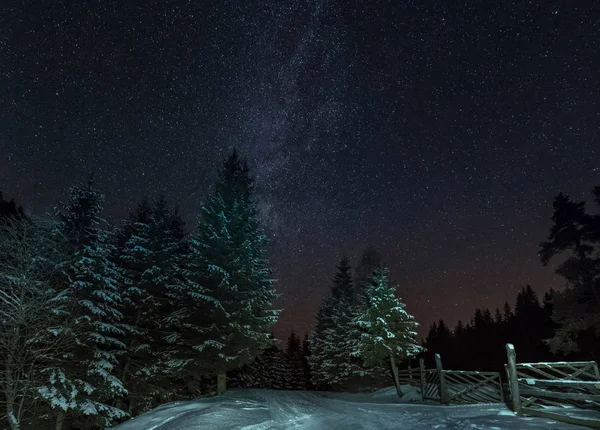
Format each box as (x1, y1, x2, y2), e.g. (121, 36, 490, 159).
(112, 388, 582, 429)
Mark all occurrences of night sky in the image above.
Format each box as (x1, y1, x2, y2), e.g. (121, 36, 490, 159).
(1, 1, 599, 339)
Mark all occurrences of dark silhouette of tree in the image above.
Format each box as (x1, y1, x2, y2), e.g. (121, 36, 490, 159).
(540, 189, 600, 357)
(0, 192, 25, 223)
(285, 331, 306, 389)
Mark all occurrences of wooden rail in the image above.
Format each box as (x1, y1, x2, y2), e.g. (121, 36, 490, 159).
(396, 365, 423, 388)
(443, 370, 503, 404)
(505, 343, 600, 428)
(417, 355, 502, 405)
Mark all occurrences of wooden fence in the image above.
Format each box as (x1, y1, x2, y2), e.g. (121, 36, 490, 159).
(396, 364, 422, 388)
(505, 343, 600, 428)
(401, 354, 503, 405)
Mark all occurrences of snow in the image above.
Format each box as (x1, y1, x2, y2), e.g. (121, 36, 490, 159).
(111, 387, 582, 429)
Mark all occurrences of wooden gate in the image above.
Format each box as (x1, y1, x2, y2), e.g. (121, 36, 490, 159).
(505, 343, 600, 428)
(421, 369, 441, 401)
(419, 355, 503, 404)
(443, 370, 504, 404)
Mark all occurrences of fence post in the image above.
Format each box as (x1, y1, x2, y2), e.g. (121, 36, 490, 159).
(217, 373, 227, 395)
(435, 353, 448, 404)
(408, 359, 413, 381)
(592, 361, 600, 379)
(505, 343, 522, 416)
(419, 358, 426, 402)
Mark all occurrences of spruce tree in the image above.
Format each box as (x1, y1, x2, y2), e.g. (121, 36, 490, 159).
(0, 192, 25, 223)
(285, 331, 306, 389)
(116, 197, 187, 414)
(41, 181, 127, 429)
(301, 333, 312, 390)
(540, 190, 600, 356)
(310, 257, 365, 389)
(353, 267, 421, 396)
(179, 150, 278, 390)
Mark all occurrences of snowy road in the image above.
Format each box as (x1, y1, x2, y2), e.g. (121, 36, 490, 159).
(113, 388, 582, 429)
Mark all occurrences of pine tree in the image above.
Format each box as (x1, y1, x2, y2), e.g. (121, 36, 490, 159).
(353, 267, 422, 396)
(57, 180, 102, 250)
(540, 190, 600, 356)
(309, 257, 362, 389)
(116, 197, 187, 414)
(353, 247, 383, 302)
(301, 333, 312, 390)
(513, 286, 547, 362)
(40, 181, 127, 429)
(285, 331, 306, 389)
(423, 320, 453, 368)
(178, 150, 278, 390)
(0, 191, 25, 223)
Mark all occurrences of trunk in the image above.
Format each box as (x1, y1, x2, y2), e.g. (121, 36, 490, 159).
(117, 310, 142, 410)
(6, 407, 19, 430)
(6, 352, 18, 430)
(115, 354, 133, 409)
(217, 373, 227, 394)
(389, 354, 403, 397)
(55, 410, 65, 430)
(128, 401, 135, 417)
(121, 309, 142, 383)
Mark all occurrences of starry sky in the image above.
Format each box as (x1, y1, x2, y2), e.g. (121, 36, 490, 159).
(1, 1, 599, 339)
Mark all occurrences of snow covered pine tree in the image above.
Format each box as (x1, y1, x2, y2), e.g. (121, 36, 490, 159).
(115, 197, 187, 415)
(310, 257, 366, 390)
(353, 266, 422, 397)
(175, 150, 278, 393)
(39, 180, 128, 429)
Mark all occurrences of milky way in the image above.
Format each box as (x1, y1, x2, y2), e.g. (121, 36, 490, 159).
(1, 1, 599, 338)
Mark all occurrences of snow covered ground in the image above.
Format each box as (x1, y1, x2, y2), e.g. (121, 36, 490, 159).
(112, 385, 582, 429)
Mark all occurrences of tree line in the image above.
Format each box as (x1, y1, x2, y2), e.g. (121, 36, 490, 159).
(0, 151, 278, 430)
(422, 285, 557, 371)
(422, 187, 600, 370)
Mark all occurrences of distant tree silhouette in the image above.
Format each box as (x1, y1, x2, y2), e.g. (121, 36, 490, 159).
(0, 191, 25, 223)
(422, 285, 557, 371)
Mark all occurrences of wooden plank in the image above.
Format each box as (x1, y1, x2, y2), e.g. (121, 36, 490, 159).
(435, 354, 448, 404)
(516, 366, 570, 381)
(443, 370, 502, 377)
(446, 376, 500, 392)
(522, 407, 600, 429)
(519, 387, 600, 402)
(444, 372, 480, 386)
(445, 371, 499, 386)
(442, 369, 503, 404)
(448, 385, 500, 404)
(570, 363, 597, 380)
(450, 389, 493, 404)
(506, 343, 522, 416)
(419, 359, 426, 402)
(519, 379, 600, 390)
(521, 395, 566, 408)
(518, 361, 599, 367)
(517, 362, 599, 380)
